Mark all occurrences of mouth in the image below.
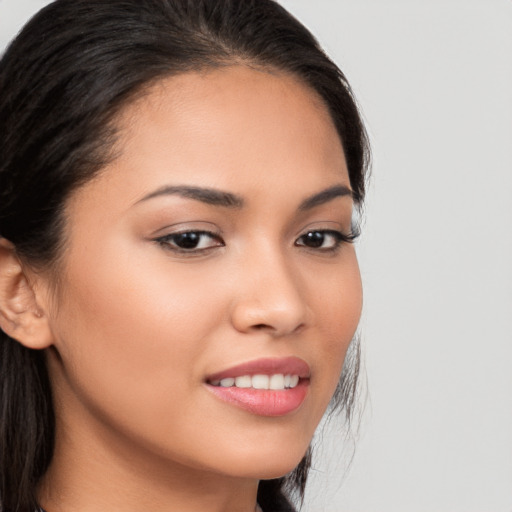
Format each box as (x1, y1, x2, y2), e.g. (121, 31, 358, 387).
(205, 357, 310, 417)
(209, 373, 301, 390)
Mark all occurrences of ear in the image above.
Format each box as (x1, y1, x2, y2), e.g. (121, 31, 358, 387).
(0, 238, 54, 349)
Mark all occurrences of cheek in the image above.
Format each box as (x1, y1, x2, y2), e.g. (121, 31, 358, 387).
(58, 233, 220, 345)
(49, 238, 225, 419)
(316, 249, 362, 333)
(309, 251, 362, 397)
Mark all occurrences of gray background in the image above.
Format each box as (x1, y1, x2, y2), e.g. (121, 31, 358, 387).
(1, 1, 511, 511)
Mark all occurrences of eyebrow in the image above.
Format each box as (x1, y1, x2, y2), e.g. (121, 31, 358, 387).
(136, 183, 352, 210)
(298, 184, 353, 210)
(137, 185, 244, 208)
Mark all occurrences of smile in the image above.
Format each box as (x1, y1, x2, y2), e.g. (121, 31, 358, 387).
(205, 357, 310, 416)
(210, 374, 300, 390)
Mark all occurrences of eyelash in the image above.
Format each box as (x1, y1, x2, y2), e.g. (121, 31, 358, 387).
(155, 230, 224, 254)
(155, 227, 359, 255)
(295, 229, 359, 252)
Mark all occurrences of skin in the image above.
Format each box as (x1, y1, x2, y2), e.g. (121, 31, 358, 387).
(31, 66, 363, 512)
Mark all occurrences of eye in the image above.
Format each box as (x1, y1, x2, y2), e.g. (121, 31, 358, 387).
(155, 230, 224, 252)
(295, 229, 357, 251)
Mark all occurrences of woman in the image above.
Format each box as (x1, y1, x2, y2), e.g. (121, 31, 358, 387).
(0, 1, 370, 511)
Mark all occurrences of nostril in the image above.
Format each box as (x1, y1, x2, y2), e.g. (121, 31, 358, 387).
(250, 322, 305, 335)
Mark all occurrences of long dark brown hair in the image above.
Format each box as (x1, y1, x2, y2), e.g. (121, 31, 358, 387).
(0, 1, 370, 510)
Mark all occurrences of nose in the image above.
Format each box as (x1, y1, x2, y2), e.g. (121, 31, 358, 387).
(229, 250, 309, 337)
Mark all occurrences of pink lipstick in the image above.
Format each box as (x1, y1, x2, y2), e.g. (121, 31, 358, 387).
(205, 357, 310, 417)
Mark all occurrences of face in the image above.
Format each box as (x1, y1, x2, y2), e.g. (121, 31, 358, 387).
(43, 66, 362, 482)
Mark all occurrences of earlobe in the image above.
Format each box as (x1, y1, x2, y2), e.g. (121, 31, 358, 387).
(0, 238, 54, 349)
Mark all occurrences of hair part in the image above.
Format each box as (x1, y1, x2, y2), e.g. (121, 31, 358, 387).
(0, 1, 370, 510)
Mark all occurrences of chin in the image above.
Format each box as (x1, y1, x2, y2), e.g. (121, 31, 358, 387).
(218, 442, 310, 480)
(230, 462, 305, 481)
(256, 461, 306, 480)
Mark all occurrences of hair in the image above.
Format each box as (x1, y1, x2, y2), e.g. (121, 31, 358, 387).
(0, 1, 370, 510)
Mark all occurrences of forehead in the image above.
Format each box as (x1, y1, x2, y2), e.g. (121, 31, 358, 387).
(118, 66, 344, 171)
(69, 65, 349, 215)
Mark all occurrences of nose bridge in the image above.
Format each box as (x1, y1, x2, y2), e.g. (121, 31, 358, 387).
(230, 238, 308, 335)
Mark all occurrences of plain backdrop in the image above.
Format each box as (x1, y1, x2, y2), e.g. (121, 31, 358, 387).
(1, 1, 511, 511)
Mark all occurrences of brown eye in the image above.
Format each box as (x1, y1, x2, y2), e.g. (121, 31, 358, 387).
(173, 232, 204, 249)
(301, 231, 327, 248)
(295, 230, 346, 250)
(157, 231, 224, 252)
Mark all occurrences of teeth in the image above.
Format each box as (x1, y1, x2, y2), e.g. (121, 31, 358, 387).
(269, 374, 285, 390)
(252, 374, 269, 389)
(211, 374, 300, 390)
(235, 375, 252, 388)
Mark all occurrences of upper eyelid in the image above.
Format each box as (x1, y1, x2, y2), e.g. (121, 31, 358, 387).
(156, 229, 223, 242)
(152, 221, 358, 246)
(150, 221, 222, 237)
(154, 231, 224, 255)
(296, 228, 356, 244)
(160, 228, 219, 236)
(154, 226, 356, 240)
(296, 220, 356, 237)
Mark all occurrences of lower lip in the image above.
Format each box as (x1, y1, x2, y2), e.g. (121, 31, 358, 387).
(206, 380, 309, 417)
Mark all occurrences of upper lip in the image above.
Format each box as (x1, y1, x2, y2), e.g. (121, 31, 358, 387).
(205, 356, 310, 382)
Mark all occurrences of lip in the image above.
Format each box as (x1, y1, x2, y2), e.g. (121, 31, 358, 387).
(205, 356, 310, 382)
(205, 357, 310, 417)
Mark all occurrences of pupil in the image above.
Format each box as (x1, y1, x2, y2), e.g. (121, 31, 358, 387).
(304, 231, 324, 248)
(175, 233, 200, 249)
